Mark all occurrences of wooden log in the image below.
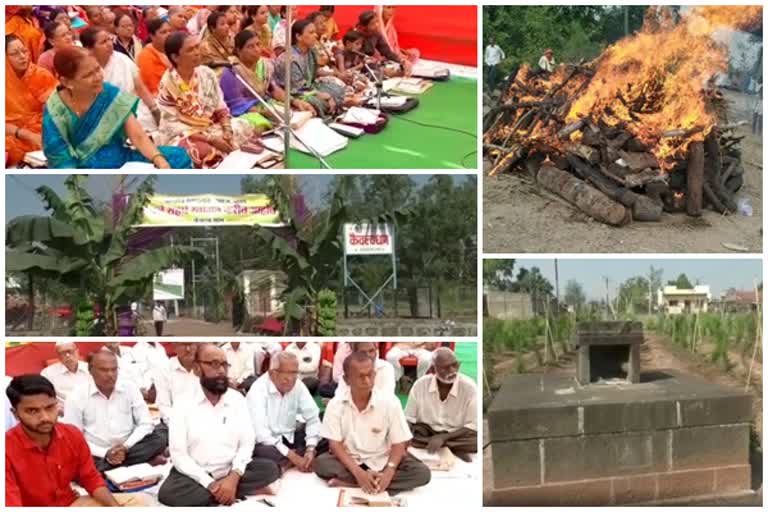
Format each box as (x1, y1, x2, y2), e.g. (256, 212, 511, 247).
(607, 132, 633, 149)
(624, 168, 665, 189)
(566, 143, 600, 164)
(581, 130, 603, 147)
(625, 136, 649, 152)
(703, 182, 729, 214)
(704, 131, 737, 213)
(557, 119, 586, 139)
(488, 145, 524, 176)
(686, 141, 704, 217)
(661, 126, 704, 138)
(618, 150, 659, 171)
(536, 165, 629, 226)
(645, 182, 669, 206)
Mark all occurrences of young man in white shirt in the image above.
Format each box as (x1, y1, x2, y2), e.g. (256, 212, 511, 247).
(131, 340, 171, 402)
(538, 48, 555, 73)
(222, 342, 256, 393)
(152, 301, 168, 336)
(484, 37, 505, 91)
(284, 341, 321, 395)
(248, 351, 322, 473)
(155, 342, 200, 422)
(404, 348, 477, 462)
(314, 351, 431, 493)
(40, 341, 90, 415)
(64, 349, 168, 473)
(158, 344, 280, 507)
(335, 342, 396, 398)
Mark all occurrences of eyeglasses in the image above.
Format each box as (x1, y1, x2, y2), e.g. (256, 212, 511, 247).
(198, 360, 231, 371)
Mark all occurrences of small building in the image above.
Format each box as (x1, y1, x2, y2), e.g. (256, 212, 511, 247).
(237, 270, 287, 320)
(657, 285, 711, 315)
(720, 288, 762, 313)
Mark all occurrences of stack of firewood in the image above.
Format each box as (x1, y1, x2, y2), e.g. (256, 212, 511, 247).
(483, 63, 746, 226)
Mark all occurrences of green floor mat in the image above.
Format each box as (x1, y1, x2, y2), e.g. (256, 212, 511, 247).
(287, 78, 477, 170)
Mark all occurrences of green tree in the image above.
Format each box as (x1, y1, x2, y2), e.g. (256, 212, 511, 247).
(617, 276, 650, 315)
(669, 273, 694, 289)
(484, 259, 516, 290)
(564, 279, 587, 311)
(5, 175, 204, 335)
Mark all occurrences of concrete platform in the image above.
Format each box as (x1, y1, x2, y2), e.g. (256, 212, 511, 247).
(487, 370, 753, 506)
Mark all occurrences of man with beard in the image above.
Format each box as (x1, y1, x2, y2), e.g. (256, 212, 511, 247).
(314, 351, 431, 493)
(158, 344, 280, 507)
(404, 348, 477, 462)
(64, 350, 169, 473)
(6, 375, 147, 506)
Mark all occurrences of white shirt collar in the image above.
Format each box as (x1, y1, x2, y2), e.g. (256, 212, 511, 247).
(171, 357, 195, 374)
(428, 374, 460, 398)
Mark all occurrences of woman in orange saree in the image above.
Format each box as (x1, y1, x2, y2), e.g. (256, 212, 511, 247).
(5, 35, 58, 166)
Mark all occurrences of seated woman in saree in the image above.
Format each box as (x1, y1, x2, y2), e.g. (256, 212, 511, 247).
(356, 10, 411, 76)
(42, 46, 191, 169)
(113, 12, 143, 62)
(271, 5, 298, 56)
(37, 21, 75, 75)
(136, 18, 172, 95)
(274, 20, 346, 119)
(200, 11, 234, 76)
(220, 30, 315, 133)
(80, 27, 160, 131)
(6, 35, 58, 166)
(157, 31, 254, 168)
(241, 5, 274, 58)
(375, 6, 420, 65)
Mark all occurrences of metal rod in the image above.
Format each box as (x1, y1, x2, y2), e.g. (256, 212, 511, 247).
(283, 7, 292, 168)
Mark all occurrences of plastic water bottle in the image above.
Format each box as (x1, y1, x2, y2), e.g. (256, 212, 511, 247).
(737, 197, 753, 216)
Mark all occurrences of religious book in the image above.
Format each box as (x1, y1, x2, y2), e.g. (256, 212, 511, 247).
(337, 488, 402, 507)
(389, 78, 434, 95)
(104, 463, 164, 488)
(411, 61, 451, 80)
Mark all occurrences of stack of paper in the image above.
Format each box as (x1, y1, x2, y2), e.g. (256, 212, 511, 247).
(289, 118, 348, 157)
(217, 149, 281, 169)
(411, 61, 451, 79)
(340, 107, 381, 125)
(390, 78, 434, 95)
(338, 488, 393, 507)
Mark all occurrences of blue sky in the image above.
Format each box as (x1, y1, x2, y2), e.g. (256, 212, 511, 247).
(508, 258, 762, 300)
(6, 174, 468, 218)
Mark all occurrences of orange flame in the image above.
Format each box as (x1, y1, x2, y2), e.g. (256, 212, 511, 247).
(565, 6, 761, 169)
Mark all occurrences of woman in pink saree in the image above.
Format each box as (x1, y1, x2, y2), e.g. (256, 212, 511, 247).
(375, 6, 419, 64)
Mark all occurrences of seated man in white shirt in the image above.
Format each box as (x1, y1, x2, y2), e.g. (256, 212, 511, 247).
(155, 342, 200, 423)
(222, 342, 256, 393)
(251, 342, 284, 377)
(318, 342, 352, 398)
(102, 342, 146, 398)
(64, 349, 168, 473)
(248, 352, 322, 473)
(314, 351, 431, 493)
(404, 348, 477, 462)
(158, 344, 280, 507)
(385, 342, 441, 384)
(284, 341, 321, 395)
(131, 341, 171, 403)
(335, 342, 395, 398)
(40, 341, 90, 415)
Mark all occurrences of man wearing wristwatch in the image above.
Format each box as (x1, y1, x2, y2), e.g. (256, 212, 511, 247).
(247, 351, 322, 473)
(314, 351, 431, 494)
(158, 344, 280, 507)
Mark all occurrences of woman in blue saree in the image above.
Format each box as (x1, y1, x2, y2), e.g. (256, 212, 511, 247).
(42, 46, 191, 169)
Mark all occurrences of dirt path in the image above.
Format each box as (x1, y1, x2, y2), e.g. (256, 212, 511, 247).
(139, 317, 245, 336)
(483, 90, 763, 253)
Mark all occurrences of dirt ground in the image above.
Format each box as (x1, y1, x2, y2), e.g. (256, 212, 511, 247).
(483, 90, 763, 253)
(483, 332, 763, 505)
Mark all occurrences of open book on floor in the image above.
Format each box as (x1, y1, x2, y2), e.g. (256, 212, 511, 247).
(104, 463, 164, 491)
(288, 118, 348, 157)
(337, 488, 406, 507)
(410, 61, 451, 80)
(413, 447, 456, 471)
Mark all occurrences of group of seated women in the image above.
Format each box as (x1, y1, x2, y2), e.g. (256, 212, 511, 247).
(5, 5, 420, 169)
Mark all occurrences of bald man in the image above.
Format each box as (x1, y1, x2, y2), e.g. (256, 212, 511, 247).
(40, 342, 89, 415)
(404, 348, 477, 462)
(159, 344, 279, 507)
(64, 350, 168, 473)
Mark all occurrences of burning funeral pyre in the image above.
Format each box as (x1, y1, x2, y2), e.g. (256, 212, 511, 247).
(484, 6, 762, 226)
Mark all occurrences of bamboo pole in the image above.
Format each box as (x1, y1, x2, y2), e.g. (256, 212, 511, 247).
(745, 279, 762, 392)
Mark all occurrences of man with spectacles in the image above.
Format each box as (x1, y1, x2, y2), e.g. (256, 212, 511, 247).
(247, 351, 322, 473)
(158, 344, 280, 507)
(40, 341, 89, 416)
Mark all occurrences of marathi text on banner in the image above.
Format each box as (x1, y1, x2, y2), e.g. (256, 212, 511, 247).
(344, 223, 394, 255)
(136, 194, 284, 227)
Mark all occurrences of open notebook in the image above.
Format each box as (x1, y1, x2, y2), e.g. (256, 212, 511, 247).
(288, 118, 348, 157)
(337, 488, 403, 507)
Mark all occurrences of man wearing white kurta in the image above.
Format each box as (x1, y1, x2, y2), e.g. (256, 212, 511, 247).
(248, 352, 321, 472)
(284, 341, 321, 395)
(158, 344, 280, 507)
(155, 342, 200, 422)
(314, 351, 430, 493)
(64, 350, 168, 473)
(405, 348, 477, 462)
(41, 341, 90, 414)
(131, 340, 171, 396)
(222, 342, 256, 392)
(334, 342, 396, 398)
